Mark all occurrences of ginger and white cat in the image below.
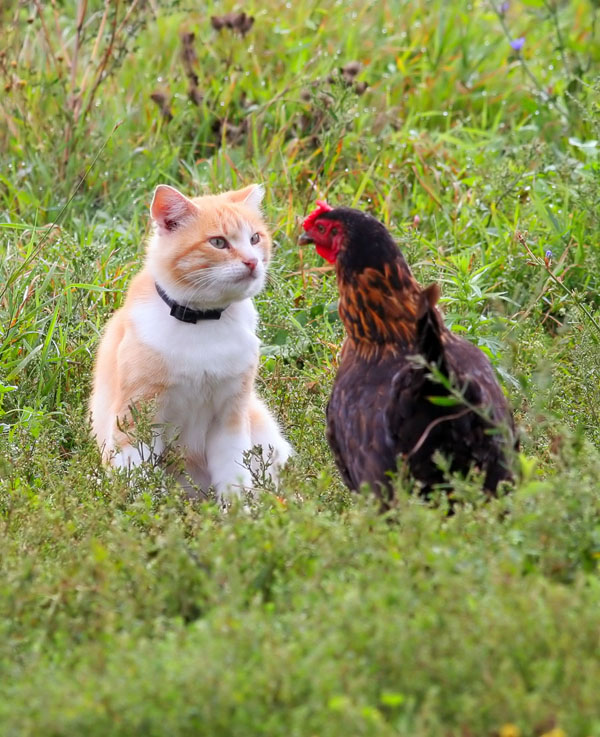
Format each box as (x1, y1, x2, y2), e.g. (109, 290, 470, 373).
(89, 183, 292, 499)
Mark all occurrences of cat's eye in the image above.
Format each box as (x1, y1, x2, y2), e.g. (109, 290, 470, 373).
(250, 232, 260, 245)
(209, 236, 228, 249)
(317, 224, 325, 233)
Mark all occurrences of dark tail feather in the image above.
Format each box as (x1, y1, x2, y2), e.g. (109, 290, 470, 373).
(416, 284, 445, 365)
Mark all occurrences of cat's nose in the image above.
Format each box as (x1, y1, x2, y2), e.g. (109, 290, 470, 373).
(243, 258, 258, 273)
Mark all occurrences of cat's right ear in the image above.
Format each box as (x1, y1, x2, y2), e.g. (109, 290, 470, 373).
(151, 185, 197, 235)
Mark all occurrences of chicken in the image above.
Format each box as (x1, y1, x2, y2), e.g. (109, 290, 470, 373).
(299, 202, 516, 504)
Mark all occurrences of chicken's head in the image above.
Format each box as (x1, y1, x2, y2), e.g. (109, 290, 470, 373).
(300, 202, 401, 272)
(299, 201, 347, 263)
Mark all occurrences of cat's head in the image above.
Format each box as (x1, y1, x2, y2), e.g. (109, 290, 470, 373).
(147, 183, 272, 309)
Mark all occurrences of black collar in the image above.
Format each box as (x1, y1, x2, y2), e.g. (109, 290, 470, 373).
(155, 283, 225, 323)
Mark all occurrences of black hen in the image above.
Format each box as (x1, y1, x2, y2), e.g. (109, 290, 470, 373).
(300, 202, 516, 504)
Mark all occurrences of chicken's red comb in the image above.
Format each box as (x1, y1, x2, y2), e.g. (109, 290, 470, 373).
(302, 200, 333, 231)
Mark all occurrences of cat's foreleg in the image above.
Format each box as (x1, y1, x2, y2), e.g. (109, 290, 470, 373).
(109, 404, 165, 470)
(206, 414, 253, 501)
(248, 394, 292, 483)
(111, 440, 154, 469)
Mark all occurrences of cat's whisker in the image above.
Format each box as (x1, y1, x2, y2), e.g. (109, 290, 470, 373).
(264, 272, 284, 292)
(173, 270, 215, 288)
(189, 270, 215, 285)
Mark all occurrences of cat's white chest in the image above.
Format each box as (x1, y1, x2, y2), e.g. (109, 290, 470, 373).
(131, 295, 259, 380)
(129, 295, 260, 462)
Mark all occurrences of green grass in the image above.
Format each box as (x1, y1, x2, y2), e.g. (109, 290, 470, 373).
(1, 0, 600, 734)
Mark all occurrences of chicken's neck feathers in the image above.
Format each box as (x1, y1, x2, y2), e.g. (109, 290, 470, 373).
(337, 259, 429, 358)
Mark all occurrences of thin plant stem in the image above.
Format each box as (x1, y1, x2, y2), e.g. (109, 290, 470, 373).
(516, 231, 600, 339)
(489, 0, 569, 119)
(542, 0, 572, 80)
(33, 0, 60, 71)
(0, 121, 123, 304)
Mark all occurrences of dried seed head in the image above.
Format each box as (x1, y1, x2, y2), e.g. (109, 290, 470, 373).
(150, 91, 173, 122)
(213, 117, 248, 146)
(341, 61, 361, 79)
(211, 12, 255, 37)
(188, 85, 203, 106)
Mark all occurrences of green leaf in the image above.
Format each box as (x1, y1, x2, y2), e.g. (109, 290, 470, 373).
(426, 395, 462, 406)
(380, 691, 405, 707)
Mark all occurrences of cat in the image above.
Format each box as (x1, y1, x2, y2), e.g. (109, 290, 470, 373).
(89, 182, 292, 499)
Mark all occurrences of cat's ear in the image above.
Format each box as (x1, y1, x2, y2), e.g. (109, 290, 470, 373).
(228, 183, 265, 212)
(151, 185, 197, 235)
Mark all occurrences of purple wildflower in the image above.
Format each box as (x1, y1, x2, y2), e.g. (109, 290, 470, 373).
(509, 37, 525, 52)
(499, 1, 510, 14)
(545, 250, 553, 259)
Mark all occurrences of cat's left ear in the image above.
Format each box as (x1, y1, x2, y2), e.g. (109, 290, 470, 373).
(151, 185, 197, 235)
(229, 183, 265, 212)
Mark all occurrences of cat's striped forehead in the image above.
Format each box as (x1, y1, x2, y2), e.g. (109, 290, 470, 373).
(190, 195, 266, 235)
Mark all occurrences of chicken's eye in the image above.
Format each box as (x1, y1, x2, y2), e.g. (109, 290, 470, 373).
(317, 224, 325, 233)
(331, 227, 338, 236)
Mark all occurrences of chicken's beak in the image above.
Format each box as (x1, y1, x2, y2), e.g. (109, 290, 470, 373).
(298, 233, 314, 245)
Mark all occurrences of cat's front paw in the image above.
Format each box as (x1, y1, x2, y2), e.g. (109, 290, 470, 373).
(274, 437, 293, 468)
(213, 468, 253, 503)
(246, 438, 292, 487)
(111, 443, 150, 468)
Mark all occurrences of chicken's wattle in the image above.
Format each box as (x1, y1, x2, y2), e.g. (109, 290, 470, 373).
(315, 243, 338, 263)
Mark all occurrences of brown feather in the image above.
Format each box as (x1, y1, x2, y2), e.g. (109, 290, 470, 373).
(337, 263, 422, 360)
